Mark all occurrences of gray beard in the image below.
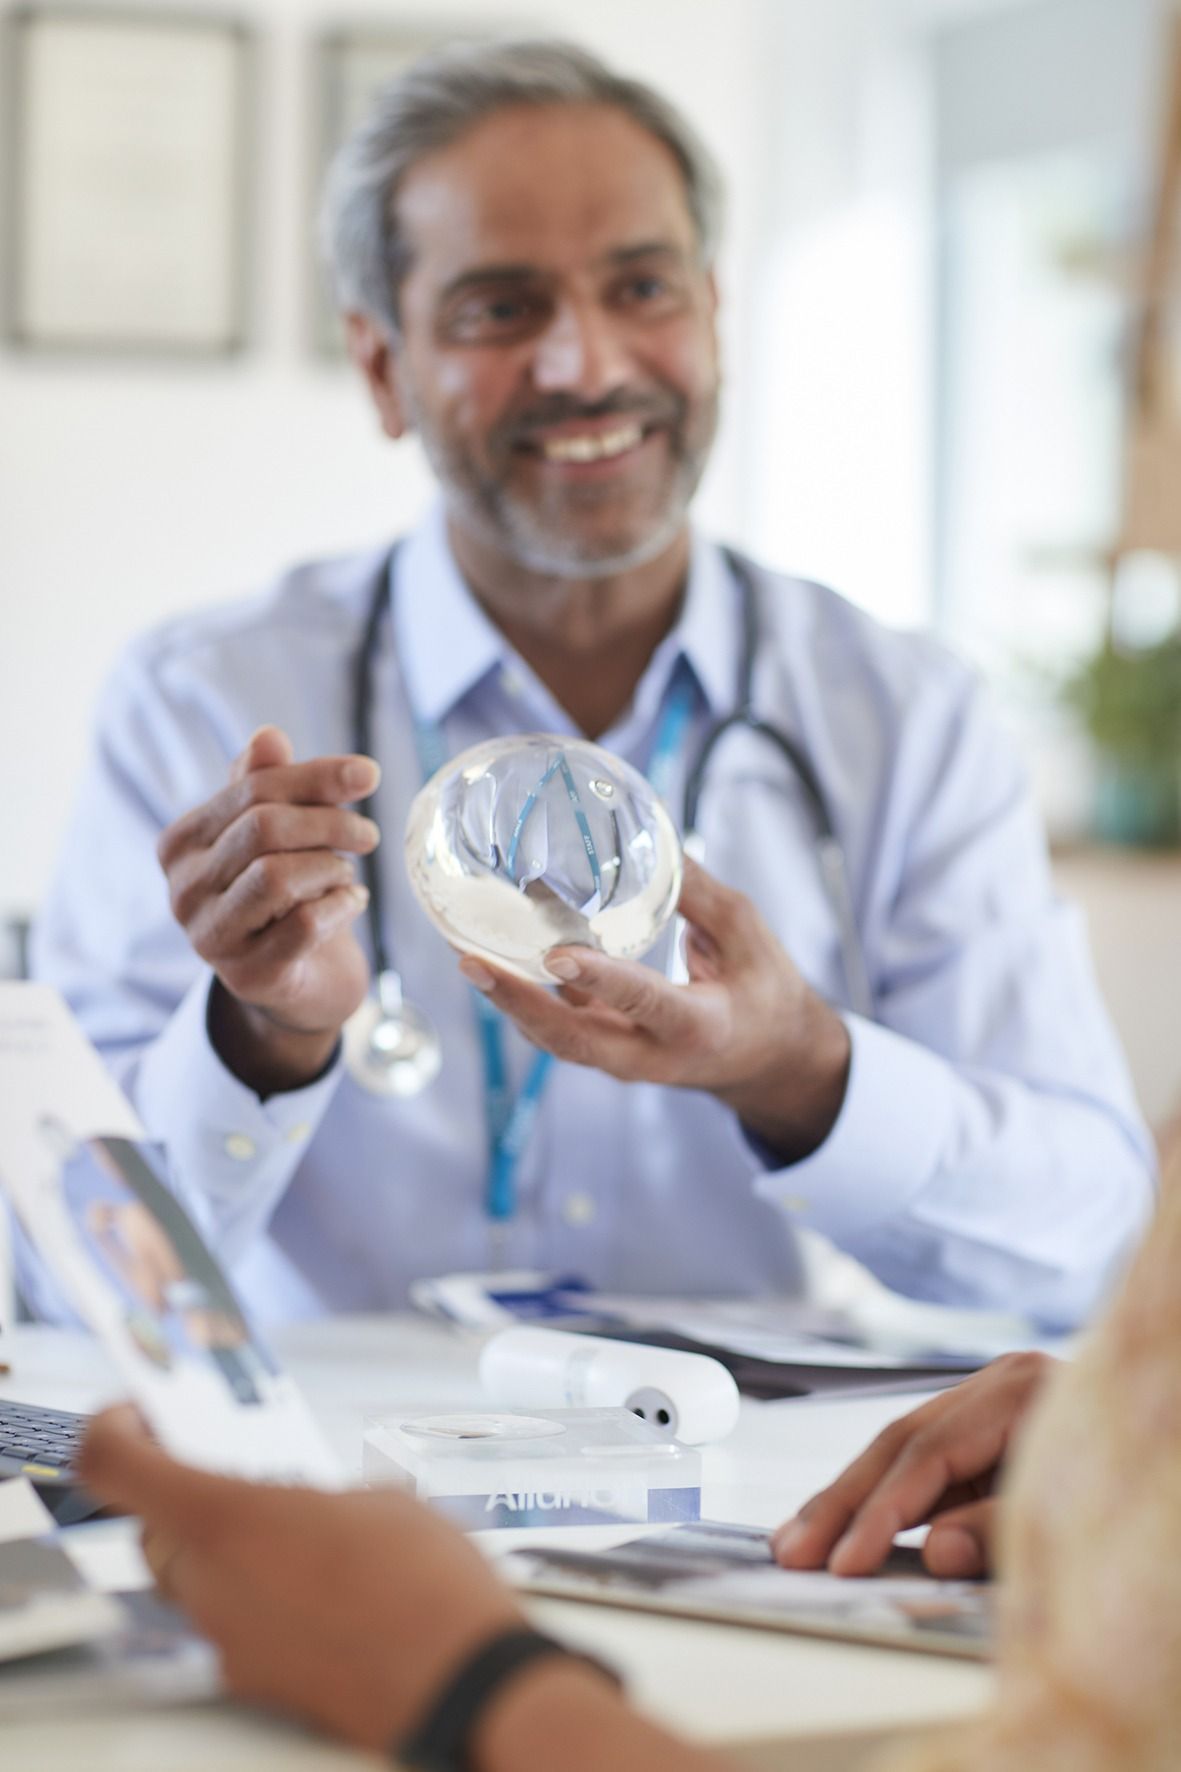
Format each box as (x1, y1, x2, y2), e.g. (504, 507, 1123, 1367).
(441, 479, 698, 580)
(406, 392, 716, 580)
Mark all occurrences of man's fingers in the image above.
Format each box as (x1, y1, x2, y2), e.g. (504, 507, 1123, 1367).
(822, 1451, 965, 1576)
(230, 726, 294, 785)
(79, 1407, 238, 1541)
(198, 852, 362, 947)
(159, 756, 381, 869)
(206, 804, 380, 895)
(792, 1413, 1010, 1577)
(458, 959, 642, 1077)
(772, 1429, 906, 1570)
(540, 948, 699, 1041)
(225, 882, 368, 985)
(676, 857, 762, 968)
(923, 1499, 997, 1578)
(684, 923, 722, 982)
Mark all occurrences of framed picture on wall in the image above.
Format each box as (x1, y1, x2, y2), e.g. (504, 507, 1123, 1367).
(312, 23, 510, 357)
(3, 7, 253, 354)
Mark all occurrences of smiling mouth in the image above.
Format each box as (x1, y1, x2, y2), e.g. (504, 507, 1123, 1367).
(531, 423, 647, 464)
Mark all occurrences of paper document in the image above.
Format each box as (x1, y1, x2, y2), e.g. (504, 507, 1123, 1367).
(412, 1272, 1064, 1398)
(0, 1479, 122, 1666)
(0, 1585, 218, 1716)
(505, 1519, 992, 1660)
(0, 984, 340, 1485)
(0, 1476, 56, 1543)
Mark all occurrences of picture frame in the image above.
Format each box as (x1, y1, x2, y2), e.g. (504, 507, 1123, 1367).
(3, 6, 253, 355)
(311, 23, 489, 356)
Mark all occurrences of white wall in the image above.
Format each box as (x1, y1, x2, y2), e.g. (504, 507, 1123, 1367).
(0, 0, 776, 917)
(2, 0, 1082, 929)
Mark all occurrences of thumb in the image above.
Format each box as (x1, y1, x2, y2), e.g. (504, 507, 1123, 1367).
(79, 1405, 237, 1540)
(923, 1498, 998, 1579)
(231, 725, 294, 783)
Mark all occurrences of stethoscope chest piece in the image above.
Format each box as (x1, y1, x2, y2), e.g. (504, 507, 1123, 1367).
(344, 970, 443, 1098)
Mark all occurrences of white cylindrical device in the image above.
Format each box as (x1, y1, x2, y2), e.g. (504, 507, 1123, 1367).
(479, 1326, 741, 1445)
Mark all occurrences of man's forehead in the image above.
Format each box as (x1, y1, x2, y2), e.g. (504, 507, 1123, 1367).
(394, 102, 698, 280)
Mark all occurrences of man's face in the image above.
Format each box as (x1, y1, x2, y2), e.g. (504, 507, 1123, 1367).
(377, 102, 720, 577)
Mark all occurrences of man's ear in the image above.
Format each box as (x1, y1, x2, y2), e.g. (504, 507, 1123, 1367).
(344, 312, 410, 441)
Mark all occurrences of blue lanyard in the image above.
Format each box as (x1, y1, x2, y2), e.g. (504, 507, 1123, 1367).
(413, 669, 696, 1226)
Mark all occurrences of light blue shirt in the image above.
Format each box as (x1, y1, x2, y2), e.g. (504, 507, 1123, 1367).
(30, 508, 1155, 1329)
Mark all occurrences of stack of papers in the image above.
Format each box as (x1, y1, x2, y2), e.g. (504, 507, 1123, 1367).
(413, 1273, 1070, 1399)
(0, 1480, 121, 1667)
(504, 1519, 991, 1659)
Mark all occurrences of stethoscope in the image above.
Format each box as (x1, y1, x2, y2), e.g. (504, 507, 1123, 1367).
(342, 543, 873, 1100)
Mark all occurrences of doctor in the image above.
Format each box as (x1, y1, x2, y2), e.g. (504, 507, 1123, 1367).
(32, 39, 1152, 1327)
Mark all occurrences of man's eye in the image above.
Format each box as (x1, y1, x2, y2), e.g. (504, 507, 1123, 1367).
(615, 273, 682, 310)
(450, 294, 545, 339)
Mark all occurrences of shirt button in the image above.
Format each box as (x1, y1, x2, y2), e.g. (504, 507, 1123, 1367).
(563, 1192, 596, 1228)
(284, 1122, 311, 1145)
(223, 1133, 257, 1162)
(781, 1195, 810, 1214)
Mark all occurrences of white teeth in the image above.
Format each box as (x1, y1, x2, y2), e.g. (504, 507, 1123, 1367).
(540, 424, 643, 463)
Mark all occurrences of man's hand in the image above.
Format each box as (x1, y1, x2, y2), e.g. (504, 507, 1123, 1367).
(458, 857, 851, 1162)
(772, 1351, 1054, 1579)
(157, 725, 380, 1094)
(79, 1407, 526, 1755)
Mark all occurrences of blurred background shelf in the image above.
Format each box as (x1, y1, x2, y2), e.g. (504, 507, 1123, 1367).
(1051, 843, 1181, 1133)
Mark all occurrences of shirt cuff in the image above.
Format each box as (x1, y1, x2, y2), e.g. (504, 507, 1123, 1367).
(752, 1013, 958, 1242)
(132, 971, 343, 1220)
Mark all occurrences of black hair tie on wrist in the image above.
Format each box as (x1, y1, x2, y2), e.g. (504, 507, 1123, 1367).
(395, 1624, 622, 1772)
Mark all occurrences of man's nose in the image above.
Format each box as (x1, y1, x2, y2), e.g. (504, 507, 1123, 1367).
(531, 301, 630, 399)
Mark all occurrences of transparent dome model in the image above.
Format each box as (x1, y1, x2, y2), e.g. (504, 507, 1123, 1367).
(405, 735, 683, 983)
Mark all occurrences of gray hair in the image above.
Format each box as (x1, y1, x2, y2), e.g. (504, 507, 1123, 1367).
(320, 37, 724, 331)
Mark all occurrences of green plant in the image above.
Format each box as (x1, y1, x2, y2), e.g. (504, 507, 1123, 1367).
(1060, 632, 1181, 768)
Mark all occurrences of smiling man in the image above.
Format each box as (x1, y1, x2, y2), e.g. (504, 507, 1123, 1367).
(31, 40, 1154, 1329)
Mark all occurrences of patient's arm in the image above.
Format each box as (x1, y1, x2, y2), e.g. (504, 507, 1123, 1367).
(878, 1158, 1180, 1772)
(79, 1407, 730, 1772)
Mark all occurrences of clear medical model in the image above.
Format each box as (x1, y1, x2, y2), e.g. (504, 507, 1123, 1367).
(404, 735, 683, 984)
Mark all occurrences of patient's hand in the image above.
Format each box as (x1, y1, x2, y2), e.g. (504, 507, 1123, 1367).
(80, 1407, 523, 1754)
(773, 1352, 1052, 1578)
(872, 1164, 1181, 1772)
(80, 1407, 729, 1772)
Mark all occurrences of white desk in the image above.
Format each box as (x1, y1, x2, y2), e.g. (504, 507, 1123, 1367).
(0, 1318, 993, 1771)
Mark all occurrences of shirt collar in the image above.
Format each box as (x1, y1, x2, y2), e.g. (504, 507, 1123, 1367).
(393, 501, 742, 729)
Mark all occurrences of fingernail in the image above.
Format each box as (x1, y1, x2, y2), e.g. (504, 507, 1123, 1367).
(360, 818, 381, 844)
(544, 954, 582, 982)
(772, 1521, 807, 1560)
(344, 758, 380, 793)
(829, 1530, 859, 1571)
(349, 884, 370, 907)
(460, 959, 496, 993)
(925, 1525, 978, 1578)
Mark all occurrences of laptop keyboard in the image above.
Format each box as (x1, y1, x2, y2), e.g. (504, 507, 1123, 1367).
(0, 1398, 88, 1480)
